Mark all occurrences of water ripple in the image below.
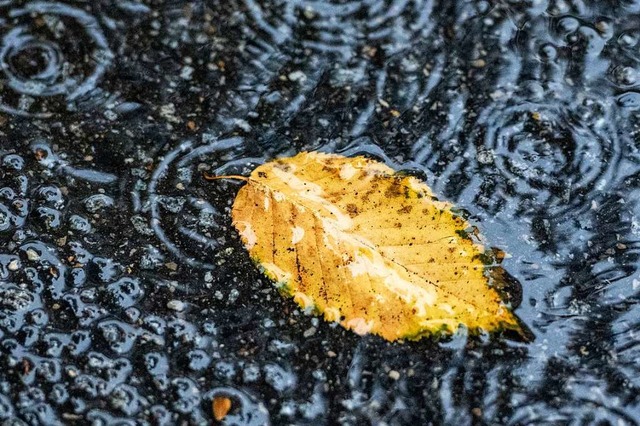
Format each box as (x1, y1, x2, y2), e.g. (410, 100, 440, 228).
(240, 0, 435, 58)
(137, 137, 256, 269)
(3, 1, 640, 424)
(0, 2, 114, 117)
(467, 96, 622, 217)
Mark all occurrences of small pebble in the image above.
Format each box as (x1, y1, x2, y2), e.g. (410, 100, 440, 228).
(288, 71, 307, 82)
(7, 259, 19, 271)
(167, 300, 185, 312)
(26, 249, 40, 261)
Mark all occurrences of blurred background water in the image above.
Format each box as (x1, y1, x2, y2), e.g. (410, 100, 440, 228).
(1, 0, 640, 424)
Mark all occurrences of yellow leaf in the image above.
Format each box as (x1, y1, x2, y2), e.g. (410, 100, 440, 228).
(216, 152, 526, 341)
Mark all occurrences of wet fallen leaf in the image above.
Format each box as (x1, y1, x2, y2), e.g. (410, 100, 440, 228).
(210, 152, 527, 341)
(212, 396, 232, 421)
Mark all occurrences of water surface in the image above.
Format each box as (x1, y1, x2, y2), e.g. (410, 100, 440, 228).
(1, 0, 640, 424)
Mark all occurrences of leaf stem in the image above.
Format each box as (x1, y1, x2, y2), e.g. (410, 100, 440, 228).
(203, 173, 249, 182)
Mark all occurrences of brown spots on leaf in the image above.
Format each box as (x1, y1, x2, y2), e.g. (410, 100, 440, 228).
(384, 180, 403, 198)
(274, 161, 292, 172)
(398, 205, 413, 214)
(326, 190, 344, 202)
(359, 186, 378, 202)
(322, 164, 339, 175)
(346, 203, 359, 217)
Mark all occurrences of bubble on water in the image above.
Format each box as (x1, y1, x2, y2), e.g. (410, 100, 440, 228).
(264, 363, 297, 394)
(109, 384, 148, 416)
(104, 277, 144, 310)
(68, 214, 91, 233)
(97, 320, 139, 353)
(170, 377, 201, 415)
(0, 283, 41, 333)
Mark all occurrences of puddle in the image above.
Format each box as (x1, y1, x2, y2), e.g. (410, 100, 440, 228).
(1, 0, 640, 424)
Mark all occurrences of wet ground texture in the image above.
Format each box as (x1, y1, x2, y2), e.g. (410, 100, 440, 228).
(1, 0, 640, 424)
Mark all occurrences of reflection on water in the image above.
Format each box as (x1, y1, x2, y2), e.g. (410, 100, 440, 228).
(1, 0, 640, 424)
